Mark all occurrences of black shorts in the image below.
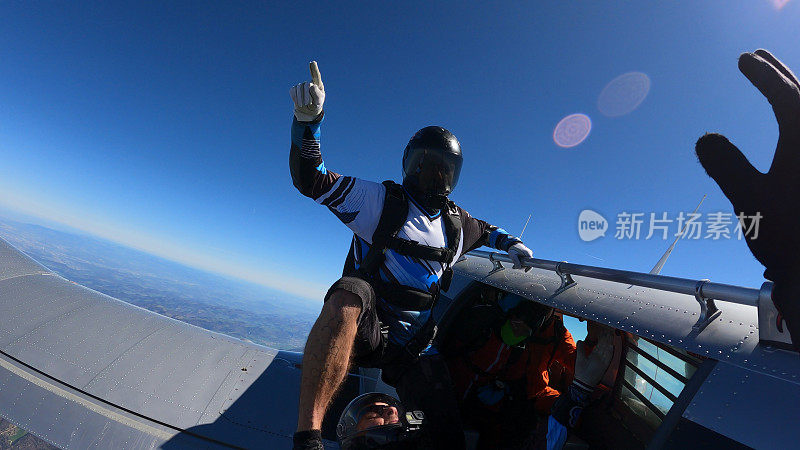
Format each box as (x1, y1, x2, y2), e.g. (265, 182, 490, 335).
(394, 354, 466, 449)
(324, 276, 384, 366)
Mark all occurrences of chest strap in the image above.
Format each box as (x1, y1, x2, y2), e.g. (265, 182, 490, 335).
(373, 280, 435, 311)
(358, 181, 461, 298)
(384, 236, 455, 263)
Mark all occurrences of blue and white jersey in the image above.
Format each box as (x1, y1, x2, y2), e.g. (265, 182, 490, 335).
(290, 115, 522, 349)
(348, 191, 466, 349)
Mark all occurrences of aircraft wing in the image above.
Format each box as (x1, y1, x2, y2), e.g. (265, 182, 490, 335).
(0, 236, 312, 449)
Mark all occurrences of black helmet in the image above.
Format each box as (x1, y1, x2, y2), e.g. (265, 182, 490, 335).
(499, 293, 554, 335)
(337, 392, 424, 450)
(402, 126, 463, 210)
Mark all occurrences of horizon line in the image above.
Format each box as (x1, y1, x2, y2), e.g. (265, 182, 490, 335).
(0, 193, 328, 303)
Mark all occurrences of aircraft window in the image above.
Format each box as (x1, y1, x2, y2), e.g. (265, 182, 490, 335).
(617, 335, 702, 434)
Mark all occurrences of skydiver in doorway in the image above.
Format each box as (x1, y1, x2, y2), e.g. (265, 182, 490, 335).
(288, 61, 535, 449)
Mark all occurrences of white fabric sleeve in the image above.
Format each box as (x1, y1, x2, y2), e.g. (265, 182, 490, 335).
(314, 176, 386, 244)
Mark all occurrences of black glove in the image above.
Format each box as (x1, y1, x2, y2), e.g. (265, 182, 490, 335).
(293, 429, 323, 450)
(695, 49, 800, 348)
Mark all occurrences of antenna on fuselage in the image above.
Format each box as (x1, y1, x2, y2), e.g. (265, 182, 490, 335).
(649, 195, 707, 275)
(519, 213, 532, 239)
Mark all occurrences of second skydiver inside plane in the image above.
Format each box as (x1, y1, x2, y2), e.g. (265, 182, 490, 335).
(443, 292, 615, 449)
(289, 61, 534, 450)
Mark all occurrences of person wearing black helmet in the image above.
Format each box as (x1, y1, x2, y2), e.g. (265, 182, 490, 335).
(401, 126, 463, 212)
(336, 393, 427, 450)
(289, 62, 534, 450)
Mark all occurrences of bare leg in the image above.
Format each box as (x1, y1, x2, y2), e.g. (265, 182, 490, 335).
(297, 289, 362, 431)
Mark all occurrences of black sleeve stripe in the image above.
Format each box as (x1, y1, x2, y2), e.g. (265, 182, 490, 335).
(321, 176, 353, 206)
(455, 204, 493, 252)
(290, 115, 342, 200)
(328, 177, 356, 209)
(325, 176, 354, 208)
(300, 138, 321, 158)
(328, 206, 359, 224)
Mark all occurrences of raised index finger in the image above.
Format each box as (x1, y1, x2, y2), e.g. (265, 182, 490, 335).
(309, 61, 323, 88)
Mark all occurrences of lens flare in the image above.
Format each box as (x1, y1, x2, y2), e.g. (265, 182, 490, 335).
(771, 0, 790, 9)
(553, 113, 592, 148)
(598, 72, 651, 117)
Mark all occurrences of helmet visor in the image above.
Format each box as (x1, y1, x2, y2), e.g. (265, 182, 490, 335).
(338, 393, 406, 442)
(355, 402, 402, 431)
(404, 149, 462, 196)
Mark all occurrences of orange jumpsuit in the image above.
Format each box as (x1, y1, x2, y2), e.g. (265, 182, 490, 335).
(447, 316, 577, 414)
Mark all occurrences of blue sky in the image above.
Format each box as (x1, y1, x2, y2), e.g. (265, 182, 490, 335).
(0, 1, 797, 304)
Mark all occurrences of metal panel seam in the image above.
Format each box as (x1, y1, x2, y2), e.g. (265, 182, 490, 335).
(0, 272, 56, 283)
(0, 351, 175, 441)
(81, 323, 171, 389)
(195, 347, 250, 424)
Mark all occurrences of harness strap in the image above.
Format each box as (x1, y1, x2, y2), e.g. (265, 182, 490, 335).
(442, 201, 462, 263)
(373, 280, 435, 311)
(360, 181, 461, 295)
(403, 315, 439, 359)
(359, 181, 408, 277)
(384, 236, 454, 263)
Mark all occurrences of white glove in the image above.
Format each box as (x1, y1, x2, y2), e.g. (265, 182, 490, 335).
(574, 330, 614, 388)
(290, 61, 325, 122)
(507, 242, 533, 271)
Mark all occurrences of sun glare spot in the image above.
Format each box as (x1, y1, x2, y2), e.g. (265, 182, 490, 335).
(771, 0, 790, 9)
(598, 72, 651, 117)
(553, 113, 592, 148)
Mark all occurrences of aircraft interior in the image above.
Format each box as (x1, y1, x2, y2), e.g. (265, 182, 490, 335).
(319, 280, 746, 449)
